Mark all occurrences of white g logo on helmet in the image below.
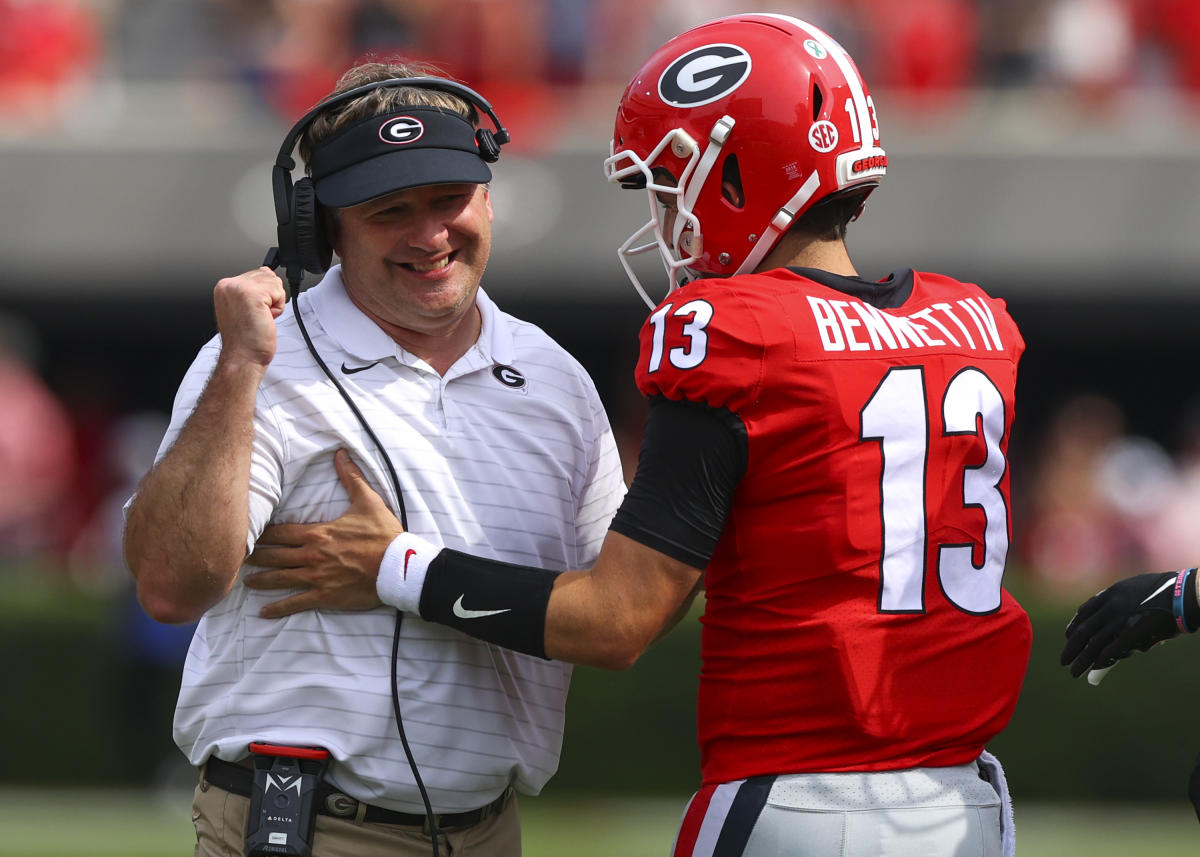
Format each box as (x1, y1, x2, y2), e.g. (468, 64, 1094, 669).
(379, 116, 425, 145)
(658, 44, 752, 107)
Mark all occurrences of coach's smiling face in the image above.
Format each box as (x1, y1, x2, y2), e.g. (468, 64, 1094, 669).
(333, 181, 494, 343)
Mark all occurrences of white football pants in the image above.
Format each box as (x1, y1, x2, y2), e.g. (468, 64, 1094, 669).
(671, 759, 1007, 857)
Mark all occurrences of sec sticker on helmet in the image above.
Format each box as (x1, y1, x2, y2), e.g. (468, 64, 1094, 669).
(658, 44, 752, 107)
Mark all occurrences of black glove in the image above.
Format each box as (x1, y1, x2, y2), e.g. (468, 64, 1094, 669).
(1189, 752, 1200, 825)
(1060, 568, 1200, 679)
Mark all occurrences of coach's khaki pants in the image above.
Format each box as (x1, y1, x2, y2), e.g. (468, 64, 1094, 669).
(191, 777, 521, 857)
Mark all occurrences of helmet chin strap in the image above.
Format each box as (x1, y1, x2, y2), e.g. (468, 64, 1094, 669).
(734, 171, 822, 276)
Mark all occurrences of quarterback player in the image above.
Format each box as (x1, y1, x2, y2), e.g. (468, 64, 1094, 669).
(247, 14, 1033, 857)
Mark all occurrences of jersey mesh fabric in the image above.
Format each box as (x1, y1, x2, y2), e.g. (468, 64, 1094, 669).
(634, 268, 1031, 784)
(157, 266, 627, 813)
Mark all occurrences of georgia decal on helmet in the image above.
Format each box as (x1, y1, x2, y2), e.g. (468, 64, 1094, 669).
(604, 13, 887, 309)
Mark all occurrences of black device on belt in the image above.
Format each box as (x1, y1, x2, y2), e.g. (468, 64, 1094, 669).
(206, 751, 512, 837)
(244, 742, 330, 857)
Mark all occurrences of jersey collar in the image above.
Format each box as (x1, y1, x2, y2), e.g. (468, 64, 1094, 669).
(789, 266, 914, 309)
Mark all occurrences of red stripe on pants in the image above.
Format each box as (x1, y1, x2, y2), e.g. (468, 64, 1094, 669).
(672, 784, 719, 857)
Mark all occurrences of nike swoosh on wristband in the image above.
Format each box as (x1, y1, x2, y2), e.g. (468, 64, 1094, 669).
(402, 549, 416, 580)
(452, 595, 512, 620)
(341, 360, 381, 375)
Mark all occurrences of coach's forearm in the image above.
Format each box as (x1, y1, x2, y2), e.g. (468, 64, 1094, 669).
(123, 357, 266, 624)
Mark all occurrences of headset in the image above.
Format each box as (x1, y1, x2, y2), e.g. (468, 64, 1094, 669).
(265, 75, 510, 293)
(262, 76, 510, 857)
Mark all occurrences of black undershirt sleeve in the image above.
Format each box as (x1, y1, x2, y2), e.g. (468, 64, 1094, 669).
(609, 395, 748, 569)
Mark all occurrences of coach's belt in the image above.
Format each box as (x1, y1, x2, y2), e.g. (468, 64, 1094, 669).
(203, 756, 512, 831)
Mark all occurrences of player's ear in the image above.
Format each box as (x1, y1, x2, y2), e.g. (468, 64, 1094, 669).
(721, 154, 744, 208)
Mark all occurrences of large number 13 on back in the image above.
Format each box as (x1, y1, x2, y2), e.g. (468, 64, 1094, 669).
(860, 365, 1008, 616)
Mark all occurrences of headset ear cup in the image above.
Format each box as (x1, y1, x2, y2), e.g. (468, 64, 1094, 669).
(475, 129, 502, 163)
(291, 177, 332, 275)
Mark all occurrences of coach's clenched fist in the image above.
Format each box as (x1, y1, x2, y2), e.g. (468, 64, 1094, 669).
(213, 266, 288, 368)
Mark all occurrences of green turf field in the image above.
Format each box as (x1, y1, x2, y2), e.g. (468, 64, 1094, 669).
(0, 789, 1196, 856)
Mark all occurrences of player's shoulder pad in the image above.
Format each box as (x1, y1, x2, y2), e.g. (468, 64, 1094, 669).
(634, 273, 800, 413)
(911, 270, 1026, 355)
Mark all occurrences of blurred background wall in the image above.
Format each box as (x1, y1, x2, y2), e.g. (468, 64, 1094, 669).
(3, 0, 1200, 802)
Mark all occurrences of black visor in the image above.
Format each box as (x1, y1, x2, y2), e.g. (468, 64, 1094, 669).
(308, 107, 492, 208)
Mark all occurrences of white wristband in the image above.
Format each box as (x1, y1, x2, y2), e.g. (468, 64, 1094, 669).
(376, 532, 441, 614)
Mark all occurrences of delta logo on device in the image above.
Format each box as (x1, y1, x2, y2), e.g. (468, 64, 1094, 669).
(379, 116, 425, 145)
(658, 44, 752, 107)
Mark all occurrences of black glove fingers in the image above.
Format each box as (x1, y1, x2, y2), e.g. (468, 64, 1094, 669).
(1065, 593, 1109, 636)
(1091, 618, 1152, 667)
(1060, 608, 1120, 667)
(1064, 616, 1129, 676)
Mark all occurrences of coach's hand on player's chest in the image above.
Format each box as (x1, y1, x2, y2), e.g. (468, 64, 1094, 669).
(245, 449, 402, 618)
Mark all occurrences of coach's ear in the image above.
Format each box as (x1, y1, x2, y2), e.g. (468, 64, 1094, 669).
(1187, 752, 1200, 824)
(324, 207, 341, 256)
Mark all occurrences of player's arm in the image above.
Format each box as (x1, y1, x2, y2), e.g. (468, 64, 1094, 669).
(123, 268, 287, 625)
(1059, 567, 1200, 678)
(246, 397, 746, 669)
(388, 396, 743, 668)
(396, 529, 701, 669)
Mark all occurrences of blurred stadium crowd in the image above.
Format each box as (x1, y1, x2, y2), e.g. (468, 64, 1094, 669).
(4, 0, 1200, 133)
(3, 0, 1200, 599)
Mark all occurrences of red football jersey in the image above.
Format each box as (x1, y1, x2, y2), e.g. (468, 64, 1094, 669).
(635, 268, 1032, 785)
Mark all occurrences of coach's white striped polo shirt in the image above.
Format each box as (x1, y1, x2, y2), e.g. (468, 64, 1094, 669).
(154, 265, 626, 814)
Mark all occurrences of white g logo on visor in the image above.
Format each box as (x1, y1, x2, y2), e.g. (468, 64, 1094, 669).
(658, 44, 752, 107)
(379, 116, 425, 145)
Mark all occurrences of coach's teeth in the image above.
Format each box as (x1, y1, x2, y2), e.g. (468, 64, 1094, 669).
(410, 258, 450, 272)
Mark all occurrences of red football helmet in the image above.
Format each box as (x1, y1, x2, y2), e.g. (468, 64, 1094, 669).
(604, 13, 887, 308)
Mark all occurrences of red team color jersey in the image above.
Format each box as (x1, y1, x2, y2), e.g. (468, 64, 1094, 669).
(635, 268, 1032, 786)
